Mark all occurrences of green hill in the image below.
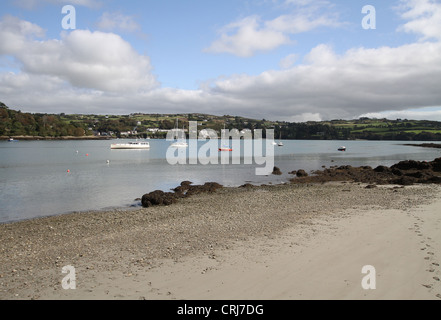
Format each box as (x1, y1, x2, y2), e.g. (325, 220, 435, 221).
(2, 101, 441, 141)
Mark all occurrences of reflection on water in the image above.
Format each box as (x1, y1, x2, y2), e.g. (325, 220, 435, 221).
(0, 139, 439, 223)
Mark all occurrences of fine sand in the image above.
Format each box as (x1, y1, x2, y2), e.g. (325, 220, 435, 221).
(1, 182, 440, 300)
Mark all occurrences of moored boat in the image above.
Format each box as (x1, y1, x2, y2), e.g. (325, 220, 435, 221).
(110, 141, 150, 149)
(170, 141, 188, 148)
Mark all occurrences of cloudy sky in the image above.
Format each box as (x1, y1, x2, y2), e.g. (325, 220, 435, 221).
(0, 0, 440, 121)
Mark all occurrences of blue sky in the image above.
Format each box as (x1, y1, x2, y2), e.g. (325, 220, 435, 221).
(1, 0, 441, 121)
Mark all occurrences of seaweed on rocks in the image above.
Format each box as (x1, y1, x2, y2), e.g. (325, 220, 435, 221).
(142, 182, 224, 208)
(290, 158, 441, 186)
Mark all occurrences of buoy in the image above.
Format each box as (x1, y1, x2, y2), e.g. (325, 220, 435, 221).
(86, 154, 89, 156)
(106, 160, 110, 164)
(67, 169, 70, 173)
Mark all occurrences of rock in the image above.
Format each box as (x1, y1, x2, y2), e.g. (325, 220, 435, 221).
(272, 167, 282, 175)
(391, 176, 416, 186)
(180, 181, 193, 187)
(405, 171, 424, 179)
(296, 170, 308, 177)
(141, 190, 178, 208)
(430, 158, 441, 172)
(391, 160, 431, 171)
(374, 165, 389, 173)
(365, 184, 377, 189)
(172, 182, 223, 198)
(239, 183, 254, 188)
(288, 170, 297, 175)
(423, 176, 441, 184)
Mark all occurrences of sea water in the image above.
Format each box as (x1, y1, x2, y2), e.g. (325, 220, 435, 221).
(0, 139, 439, 223)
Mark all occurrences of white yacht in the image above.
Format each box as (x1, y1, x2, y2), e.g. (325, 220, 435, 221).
(110, 141, 150, 149)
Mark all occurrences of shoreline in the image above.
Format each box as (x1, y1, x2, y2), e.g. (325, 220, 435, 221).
(1, 135, 112, 141)
(1, 181, 440, 300)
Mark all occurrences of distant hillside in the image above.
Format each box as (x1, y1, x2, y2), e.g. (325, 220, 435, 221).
(2, 102, 441, 141)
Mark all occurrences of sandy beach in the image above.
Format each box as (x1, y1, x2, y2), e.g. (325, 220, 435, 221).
(1, 181, 440, 300)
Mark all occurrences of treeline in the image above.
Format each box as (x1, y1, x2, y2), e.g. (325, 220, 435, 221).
(2, 101, 441, 141)
(0, 103, 86, 137)
(348, 130, 441, 141)
(278, 123, 441, 141)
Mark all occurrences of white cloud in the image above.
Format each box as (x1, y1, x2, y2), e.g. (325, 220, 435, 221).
(288, 113, 322, 122)
(208, 41, 441, 120)
(0, 16, 158, 93)
(2, 0, 441, 122)
(204, 16, 291, 57)
(205, 2, 340, 57)
(96, 12, 141, 33)
(397, 0, 441, 40)
(279, 53, 298, 69)
(0, 15, 45, 55)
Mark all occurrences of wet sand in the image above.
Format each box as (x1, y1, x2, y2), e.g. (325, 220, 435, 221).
(1, 182, 440, 300)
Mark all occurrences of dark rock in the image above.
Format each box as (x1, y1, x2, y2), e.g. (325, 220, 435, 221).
(365, 184, 377, 189)
(288, 170, 297, 175)
(142, 181, 223, 208)
(239, 183, 254, 188)
(405, 171, 424, 179)
(272, 166, 282, 175)
(391, 160, 431, 171)
(141, 190, 178, 208)
(391, 176, 416, 186)
(374, 165, 389, 173)
(424, 176, 441, 183)
(296, 170, 308, 177)
(185, 182, 223, 196)
(430, 158, 441, 172)
(180, 180, 193, 187)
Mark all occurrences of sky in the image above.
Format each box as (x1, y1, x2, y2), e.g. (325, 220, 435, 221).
(0, 0, 441, 122)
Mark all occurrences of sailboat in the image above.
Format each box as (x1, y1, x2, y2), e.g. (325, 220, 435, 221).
(170, 118, 188, 148)
(219, 123, 233, 151)
(277, 131, 283, 146)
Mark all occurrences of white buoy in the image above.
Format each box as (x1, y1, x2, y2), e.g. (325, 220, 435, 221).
(106, 160, 110, 164)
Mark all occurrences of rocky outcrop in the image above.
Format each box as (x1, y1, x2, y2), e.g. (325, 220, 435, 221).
(141, 190, 179, 208)
(290, 158, 441, 186)
(142, 181, 223, 208)
(272, 167, 282, 175)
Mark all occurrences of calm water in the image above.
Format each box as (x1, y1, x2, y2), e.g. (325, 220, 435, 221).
(0, 139, 440, 223)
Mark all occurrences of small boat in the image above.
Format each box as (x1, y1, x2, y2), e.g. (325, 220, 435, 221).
(219, 145, 233, 152)
(338, 146, 346, 151)
(219, 122, 233, 151)
(170, 141, 188, 148)
(111, 141, 150, 149)
(277, 132, 283, 146)
(170, 118, 188, 148)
